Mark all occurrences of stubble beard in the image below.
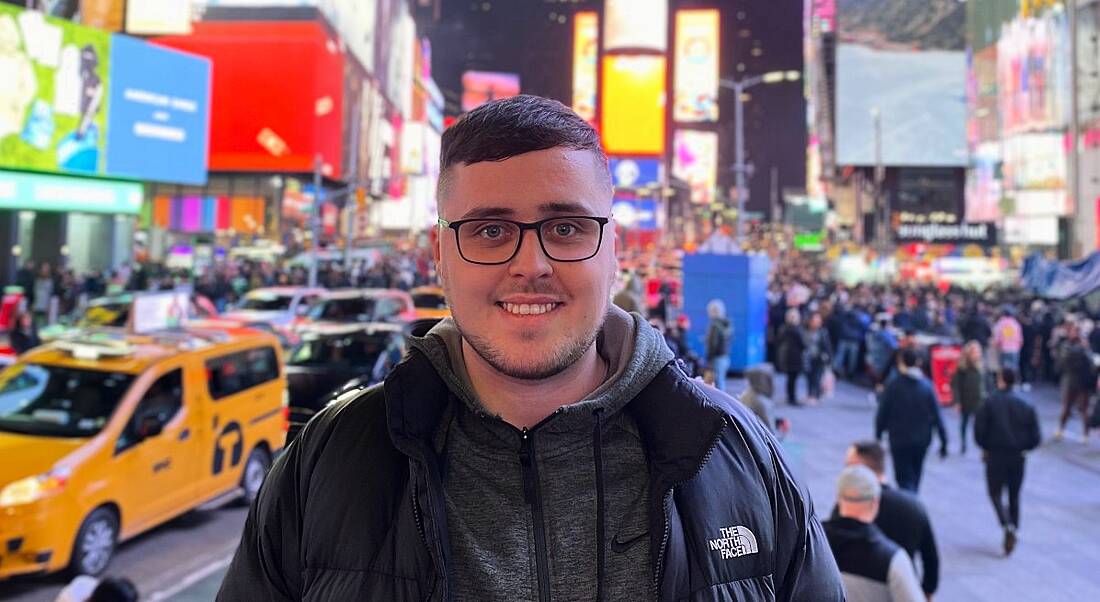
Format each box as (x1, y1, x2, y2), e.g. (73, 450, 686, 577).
(453, 310, 606, 381)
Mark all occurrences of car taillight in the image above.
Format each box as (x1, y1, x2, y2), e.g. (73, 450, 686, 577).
(281, 406, 290, 432)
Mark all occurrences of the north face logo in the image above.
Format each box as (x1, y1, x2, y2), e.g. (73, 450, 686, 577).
(708, 525, 759, 559)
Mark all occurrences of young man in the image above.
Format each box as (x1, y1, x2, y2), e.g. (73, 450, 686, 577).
(975, 369, 1041, 556)
(218, 96, 842, 601)
(837, 441, 941, 600)
(875, 348, 948, 493)
(823, 466, 925, 602)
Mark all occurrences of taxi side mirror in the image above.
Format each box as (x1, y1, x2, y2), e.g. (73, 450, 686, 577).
(137, 415, 164, 440)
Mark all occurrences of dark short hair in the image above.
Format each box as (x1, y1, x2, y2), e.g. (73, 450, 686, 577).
(1000, 368, 1018, 387)
(899, 348, 919, 368)
(438, 95, 609, 196)
(851, 440, 886, 475)
(90, 577, 139, 602)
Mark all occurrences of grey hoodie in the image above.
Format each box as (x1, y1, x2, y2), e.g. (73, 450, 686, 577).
(407, 306, 673, 601)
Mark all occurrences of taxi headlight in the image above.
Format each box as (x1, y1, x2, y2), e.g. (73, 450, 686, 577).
(0, 470, 69, 507)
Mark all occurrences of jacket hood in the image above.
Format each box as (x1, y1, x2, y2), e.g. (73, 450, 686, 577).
(824, 516, 879, 546)
(405, 305, 674, 439)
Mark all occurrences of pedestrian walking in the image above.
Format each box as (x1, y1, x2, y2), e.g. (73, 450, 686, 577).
(836, 441, 941, 600)
(975, 369, 1041, 556)
(805, 311, 833, 404)
(875, 348, 948, 493)
(866, 314, 899, 394)
(951, 340, 985, 455)
(704, 298, 733, 392)
(992, 307, 1024, 375)
(219, 95, 844, 601)
(778, 308, 807, 406)
(823, 465, 925, 602)
(1055, 325, 1095, 441)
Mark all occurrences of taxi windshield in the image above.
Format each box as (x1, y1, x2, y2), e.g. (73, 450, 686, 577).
(412, 293, 447, 310)
(238, 294, 294, 312)
(0, 364, 136, 438)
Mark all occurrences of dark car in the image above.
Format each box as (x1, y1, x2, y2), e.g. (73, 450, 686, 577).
(284, 322, 404, 441)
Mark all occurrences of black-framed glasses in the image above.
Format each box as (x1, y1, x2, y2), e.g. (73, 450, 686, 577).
(437, 215, 610, 265)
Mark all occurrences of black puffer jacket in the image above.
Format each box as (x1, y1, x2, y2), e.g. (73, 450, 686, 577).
(218, 350, 842, 601)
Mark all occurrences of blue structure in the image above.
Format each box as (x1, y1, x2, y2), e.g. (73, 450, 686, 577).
(682, 253, 770, 371)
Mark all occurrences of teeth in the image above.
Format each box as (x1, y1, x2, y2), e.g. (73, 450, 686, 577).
(501, 303, 557, 316)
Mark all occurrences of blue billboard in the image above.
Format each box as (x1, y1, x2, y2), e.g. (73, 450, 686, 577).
(612, 198, 659, 231)
(609, 157, 661, 189)
(105, 35, 211, 185)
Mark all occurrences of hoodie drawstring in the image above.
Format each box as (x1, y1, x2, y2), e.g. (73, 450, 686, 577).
(593, 408, 606, 602)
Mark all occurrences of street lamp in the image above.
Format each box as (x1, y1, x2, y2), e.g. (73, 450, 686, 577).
(719, 70, 801, 246)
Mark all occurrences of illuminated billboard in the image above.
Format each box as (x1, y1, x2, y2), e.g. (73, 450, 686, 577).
(572, 11, 598, 123)
(835, 0, 967, 167)
(461, 71, 521, 113)
(997, 10, 1070, 136)
(601, 56, 666, 156)
(604, 0, 667, 52)
(672, 129, 718, 204)
(673, 9, 719, 123)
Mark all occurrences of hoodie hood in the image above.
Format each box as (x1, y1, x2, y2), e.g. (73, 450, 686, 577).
(406, 304, 675, 438)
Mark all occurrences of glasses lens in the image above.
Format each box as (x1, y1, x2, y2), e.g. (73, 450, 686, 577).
(456, 220, 522, 263)
(539, 217, 602, 261)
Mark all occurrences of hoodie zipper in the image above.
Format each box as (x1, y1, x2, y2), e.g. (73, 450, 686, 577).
(411, 462, 449, 601)
(519, 428, 552, 602)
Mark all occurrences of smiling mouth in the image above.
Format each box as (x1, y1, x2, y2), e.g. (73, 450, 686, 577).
(496, 302, 561, 316)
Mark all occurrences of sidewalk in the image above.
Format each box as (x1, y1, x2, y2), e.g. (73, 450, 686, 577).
(779, 377, 1100, 601)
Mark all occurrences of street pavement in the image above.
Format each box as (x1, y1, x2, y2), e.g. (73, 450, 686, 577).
(781, 376, 1100, 601)
(4, 375, 1097, 601)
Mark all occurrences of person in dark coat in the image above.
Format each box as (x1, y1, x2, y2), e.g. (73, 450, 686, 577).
(837, 441, 941, 599)
(951, 340, 985, 454)
(704, 299, 733, 392)
(804, 311, 833, 404)
(823, 466, 925, 602)
(876, 348, 948, 493)
(9, 311, 40, 355)
(975, 369, 1041, 556)
(1055, 326, 1094, 440)
(777, 308, 807, 406)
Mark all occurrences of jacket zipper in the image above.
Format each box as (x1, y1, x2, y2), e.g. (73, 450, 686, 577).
(520, 428, 552, 602)
(654, 364, 729, 594)
(411, 461, 449, 601)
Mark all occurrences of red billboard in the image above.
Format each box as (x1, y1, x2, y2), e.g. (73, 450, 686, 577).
(153, 21, 344, 176)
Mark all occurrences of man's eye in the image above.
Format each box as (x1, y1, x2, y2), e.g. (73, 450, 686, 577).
(554, 224, 577, 236)
(480, 226, 503, 238)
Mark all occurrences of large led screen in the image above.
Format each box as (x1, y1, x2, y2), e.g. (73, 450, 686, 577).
(604, 0, 667, 52)
(461, 71, 520, 113)
(673, 10, 719, 123)
(835, 0, 967, 167)
(601, 55, 666, 156)
(572, 11, 598, 123)
(672, 129, 718, 205)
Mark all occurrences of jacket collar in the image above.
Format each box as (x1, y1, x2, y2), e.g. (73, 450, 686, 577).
(385, 349, 729, 486)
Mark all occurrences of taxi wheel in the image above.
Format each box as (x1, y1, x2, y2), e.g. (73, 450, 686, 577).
(240, 447, 272, 506)
(68, 507, 118, 577)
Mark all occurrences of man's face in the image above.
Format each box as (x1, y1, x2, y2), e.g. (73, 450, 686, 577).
(435, 147, 616, 380)
(844, 447, 861, 468)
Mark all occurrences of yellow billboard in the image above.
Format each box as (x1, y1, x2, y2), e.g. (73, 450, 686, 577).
(572, 12, 598, 123)
(674, 9, 719, 123)
(601, 55, 666, 156)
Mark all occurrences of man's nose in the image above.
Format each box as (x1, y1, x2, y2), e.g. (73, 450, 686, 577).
(508, 228, 553, 279)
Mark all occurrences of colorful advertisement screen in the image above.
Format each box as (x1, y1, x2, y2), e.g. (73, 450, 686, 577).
(153, 21, 344, 176)
(461, 70, 521, 113)
(835, 0, 967, 167)
(106, 35, 210, 185)
(0, 170, 142, 214)
(672, 129, 718, 204)
(612, 198, 659, 231)
(601, 56, 666, 156)
(604, 0, 667, 52)
(0, 5, 111, 175)
(673, 9, 719, 123)
(609, 158, 661, 190)
(572, 11, 598, 123)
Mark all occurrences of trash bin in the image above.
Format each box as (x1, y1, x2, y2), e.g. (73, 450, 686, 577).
(929, 344, 962, 406)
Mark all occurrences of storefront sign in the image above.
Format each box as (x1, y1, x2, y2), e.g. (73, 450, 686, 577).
(106, 35, 210, 185)
(0, 170, 142, 214)
(895, 221, 997, 245)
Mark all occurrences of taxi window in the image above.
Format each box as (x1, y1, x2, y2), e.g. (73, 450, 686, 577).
(0, 365, 135, 438)
(412, 293, 447, 309)
(206, 347, 280, 400)
(375, 298, 402, 320)
(116, 369, 183, 452)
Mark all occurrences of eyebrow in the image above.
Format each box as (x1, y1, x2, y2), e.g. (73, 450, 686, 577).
(457, 202, 596, 221)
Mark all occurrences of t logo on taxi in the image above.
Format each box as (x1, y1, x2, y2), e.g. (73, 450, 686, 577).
(708, 525, 759, 559)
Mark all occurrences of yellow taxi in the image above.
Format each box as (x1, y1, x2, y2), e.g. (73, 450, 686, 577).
(0, 326, 287, 579)
(410, 286, 451, 321)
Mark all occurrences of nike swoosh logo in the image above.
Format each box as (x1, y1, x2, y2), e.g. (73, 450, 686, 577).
(611, 531, 648, 554)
